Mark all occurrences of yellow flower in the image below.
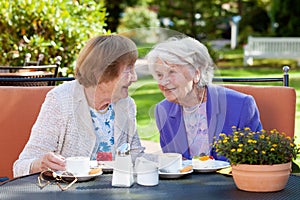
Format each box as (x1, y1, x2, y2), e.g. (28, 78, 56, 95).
(282, 132, 286, 136)
(262, 151, 266, 154)
(270, 148, 275, 151)
(254, 150, 258, 153)
(238, 144, 243, 147)
(260, 134, 265, 139)
(219, 133, 226, 137)
(272, 144, 277, 147)
(231, 149, 236, 152)
(223, 139, 228, 143)
(237, 148, 242, 152)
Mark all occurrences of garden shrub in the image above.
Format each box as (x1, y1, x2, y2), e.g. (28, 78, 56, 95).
(0, 0, 108, 76)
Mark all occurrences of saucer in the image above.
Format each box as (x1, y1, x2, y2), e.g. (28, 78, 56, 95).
(159, 169, 193, 179)
(56, 170, 102, 182)
(98, 161, 115, 173)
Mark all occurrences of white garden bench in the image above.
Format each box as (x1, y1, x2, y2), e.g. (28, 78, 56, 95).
(243, 36, 300, 66)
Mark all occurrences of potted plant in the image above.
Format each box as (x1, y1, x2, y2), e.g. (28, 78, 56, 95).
(213, 126, 299, 192)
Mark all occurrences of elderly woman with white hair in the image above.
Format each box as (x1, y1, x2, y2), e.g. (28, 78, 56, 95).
(147, 37, 262, 160)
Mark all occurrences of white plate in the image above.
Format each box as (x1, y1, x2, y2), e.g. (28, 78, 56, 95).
(193, 160, 230, 173)
(159, 169, 193, 179)
(98, 161, 115, 173)
(55, 170, 103, 182)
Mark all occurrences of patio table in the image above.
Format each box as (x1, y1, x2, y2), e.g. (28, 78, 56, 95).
(0, 172, 299, 200)
(0, 70, 55, 86)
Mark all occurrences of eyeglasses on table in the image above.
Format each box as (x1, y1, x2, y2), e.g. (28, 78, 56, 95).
(37, 169, 77, 191)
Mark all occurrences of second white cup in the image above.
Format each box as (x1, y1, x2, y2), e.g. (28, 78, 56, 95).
(135, 157, 159, 186)
(158, 153, 182, 173)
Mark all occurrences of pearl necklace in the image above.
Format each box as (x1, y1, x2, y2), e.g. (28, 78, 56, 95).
(183, 88, 206, 113)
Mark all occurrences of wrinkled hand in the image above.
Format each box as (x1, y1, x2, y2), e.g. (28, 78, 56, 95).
(30, 152, 66, 173)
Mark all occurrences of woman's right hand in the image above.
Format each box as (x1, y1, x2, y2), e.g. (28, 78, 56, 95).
(30, 152, 66, 173)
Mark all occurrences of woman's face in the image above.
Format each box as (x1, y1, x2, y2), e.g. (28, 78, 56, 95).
(154, 59, 197, 104)
(111, 61, 137, 102)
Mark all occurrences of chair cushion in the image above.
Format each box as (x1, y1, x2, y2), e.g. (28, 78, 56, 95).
(223, 84, 296, 138)
(0, 86, 54, 179)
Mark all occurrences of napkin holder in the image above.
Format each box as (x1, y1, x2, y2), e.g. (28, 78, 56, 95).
(112, 143, 134, 187)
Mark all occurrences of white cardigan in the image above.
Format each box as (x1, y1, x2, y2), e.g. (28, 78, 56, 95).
(13, 80, 145, 177)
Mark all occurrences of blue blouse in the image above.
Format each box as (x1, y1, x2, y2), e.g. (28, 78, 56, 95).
(90, 104, 115, 160)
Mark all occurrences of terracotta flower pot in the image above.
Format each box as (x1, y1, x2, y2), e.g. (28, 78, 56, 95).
(231, 162, 291, 192)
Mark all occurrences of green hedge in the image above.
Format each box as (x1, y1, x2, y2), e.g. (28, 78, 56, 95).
(0, 0, 108, 76)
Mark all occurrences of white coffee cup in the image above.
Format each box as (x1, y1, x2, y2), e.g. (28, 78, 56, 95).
(65, 156, 90, 176)
(158, 153, 182, 173)
(135, 157, 159, 186)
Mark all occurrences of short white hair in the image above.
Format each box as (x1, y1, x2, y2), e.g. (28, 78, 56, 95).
(147, 37, 215, 87)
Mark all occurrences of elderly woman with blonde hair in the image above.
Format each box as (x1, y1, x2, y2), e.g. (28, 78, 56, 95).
(147, 37, 262, 160)
(14, 35, 145, 177)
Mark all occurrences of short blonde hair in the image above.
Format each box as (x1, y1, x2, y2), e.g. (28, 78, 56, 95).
(147, 37, 215, 87)
(75, 35, 138, 87)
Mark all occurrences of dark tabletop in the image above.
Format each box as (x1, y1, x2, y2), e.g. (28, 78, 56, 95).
(0, 172, 299, 200)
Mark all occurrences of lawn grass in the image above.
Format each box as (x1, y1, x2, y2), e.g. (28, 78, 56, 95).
(129, 77, 163, 142)
(131, 47, 300, 146)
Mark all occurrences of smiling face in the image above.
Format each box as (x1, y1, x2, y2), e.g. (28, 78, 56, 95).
(111, 61, 137, 102)
(154, 59, 199, 104)
(85, 60, 137, 111)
